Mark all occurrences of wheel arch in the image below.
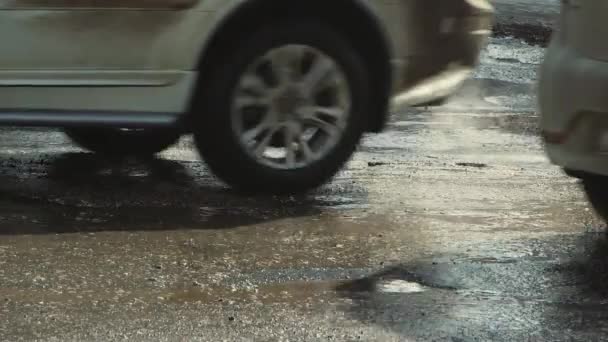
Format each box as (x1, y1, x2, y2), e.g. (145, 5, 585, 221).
(189, 0, 394, 132)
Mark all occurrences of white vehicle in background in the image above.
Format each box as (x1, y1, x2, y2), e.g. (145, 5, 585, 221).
(0, 0, 492, 194)
(539, 0, 608, 218)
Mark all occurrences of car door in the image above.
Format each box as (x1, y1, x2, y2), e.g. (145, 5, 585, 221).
(0, 1, 203, 113)
(0, 1, 200, 71)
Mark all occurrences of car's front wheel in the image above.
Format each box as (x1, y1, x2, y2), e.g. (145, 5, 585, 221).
(64, 127, 181, 156)
(194, 22, 372, 194)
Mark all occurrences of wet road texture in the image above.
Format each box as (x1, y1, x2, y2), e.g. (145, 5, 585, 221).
(4, 4, 608, 342)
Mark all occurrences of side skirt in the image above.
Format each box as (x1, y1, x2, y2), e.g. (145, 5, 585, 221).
(0, 110, 181, 128)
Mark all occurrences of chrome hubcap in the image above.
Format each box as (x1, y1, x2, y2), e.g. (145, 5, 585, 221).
(231, 44, 352, 170)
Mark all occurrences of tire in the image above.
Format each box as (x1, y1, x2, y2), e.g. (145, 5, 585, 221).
(64, 127, 181, 156)
(193, 21, 372, 194)
(582, 175, 608, 221)
(564, 168, 586, 179)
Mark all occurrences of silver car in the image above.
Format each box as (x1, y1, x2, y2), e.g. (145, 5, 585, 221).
(539, 0, 608, 219)
(0, 0, 493, 193)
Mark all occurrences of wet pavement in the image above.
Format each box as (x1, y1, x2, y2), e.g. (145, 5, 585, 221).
(493, 0, 559, 28)
(5, 3, 608, 342)
(492, 0, 557, 46)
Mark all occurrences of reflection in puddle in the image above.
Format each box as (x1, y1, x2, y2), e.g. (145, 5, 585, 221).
(377, 280, 427, 294)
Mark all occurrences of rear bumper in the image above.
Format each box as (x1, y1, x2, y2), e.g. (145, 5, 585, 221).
(540, 34, 608, 176)
(391, 0, 493, 106)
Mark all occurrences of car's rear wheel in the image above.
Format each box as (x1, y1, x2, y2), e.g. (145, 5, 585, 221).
(194, 22, 371, 194)
(64, 127, 181, 156)
(582, 175, 608, 221)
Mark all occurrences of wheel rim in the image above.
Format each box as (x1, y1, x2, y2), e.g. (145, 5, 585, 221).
(231, 44, 352, 170)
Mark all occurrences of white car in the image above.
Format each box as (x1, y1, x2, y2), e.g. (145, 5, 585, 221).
(0, 0, 492, 194)
(539, 0, 608, 218)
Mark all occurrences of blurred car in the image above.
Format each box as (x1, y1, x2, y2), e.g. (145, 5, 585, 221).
(539, 0, 608, 218)
(0, 0, 492, 193)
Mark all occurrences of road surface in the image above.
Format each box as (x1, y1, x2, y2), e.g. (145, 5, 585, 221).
(492, 0, 559, 46)
(5, 2, 608, 341)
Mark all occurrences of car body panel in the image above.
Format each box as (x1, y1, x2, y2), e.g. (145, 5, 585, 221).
(0, 3, 208, 70)
(0, 0, 200, 10)
(0, 1, 208, 114)
(539, 0, 608, 176)
(561, 0, 608, 62)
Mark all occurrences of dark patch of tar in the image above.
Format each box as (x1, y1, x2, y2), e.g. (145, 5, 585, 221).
(493, 23, 553, 47)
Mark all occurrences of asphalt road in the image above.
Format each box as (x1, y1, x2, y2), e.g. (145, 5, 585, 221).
(6, 3, 608, 342)
(492, 0, 559, 46)
(493, 0, 559, 26)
